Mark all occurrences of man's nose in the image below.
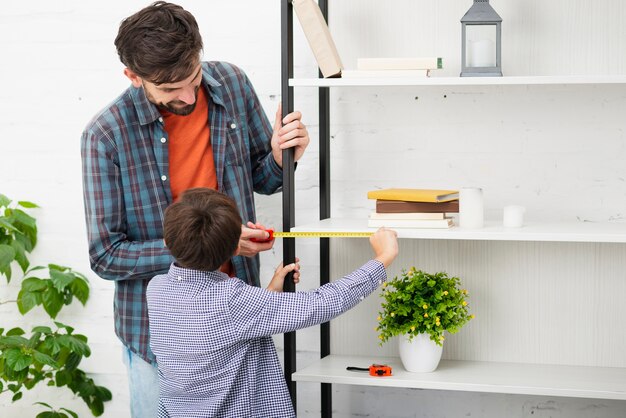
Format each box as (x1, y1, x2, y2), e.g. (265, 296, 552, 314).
(178, 87, 196, 105)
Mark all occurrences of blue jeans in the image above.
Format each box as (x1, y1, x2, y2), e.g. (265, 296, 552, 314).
(122, 347, 159, 418)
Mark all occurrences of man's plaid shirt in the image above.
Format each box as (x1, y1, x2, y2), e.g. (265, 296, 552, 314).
(81, 61, 283, 364)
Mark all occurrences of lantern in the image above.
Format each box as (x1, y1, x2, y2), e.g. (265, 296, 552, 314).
(461, 0, 502, 77)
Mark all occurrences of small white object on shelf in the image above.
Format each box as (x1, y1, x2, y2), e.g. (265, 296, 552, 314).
(469, 39, 496, 67)
(459, 187, 484, 229)
(503, 205, 526, 228)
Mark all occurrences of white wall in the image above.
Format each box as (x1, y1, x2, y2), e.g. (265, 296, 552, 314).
(1, 1, 625, 417)
(305, 1, 626, 417)
(0, 1, 284, 417)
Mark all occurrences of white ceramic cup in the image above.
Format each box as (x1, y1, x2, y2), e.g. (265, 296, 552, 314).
(459, 187, 484, 229)
(503, 205, 525, 228)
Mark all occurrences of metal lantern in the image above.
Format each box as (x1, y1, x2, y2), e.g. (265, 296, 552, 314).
(461, 0, 502, 77)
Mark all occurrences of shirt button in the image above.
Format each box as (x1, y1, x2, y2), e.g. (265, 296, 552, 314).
(158, 117, 164, 123)
(230, 123, 237, 129)
(177, 276, 182, 281)
(160, 137, 167, 143)
(161, 175, 167, 181)
(360, 296, 365, 300)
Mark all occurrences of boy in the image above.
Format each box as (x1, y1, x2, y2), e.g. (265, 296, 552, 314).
(147, 188, 399, 417)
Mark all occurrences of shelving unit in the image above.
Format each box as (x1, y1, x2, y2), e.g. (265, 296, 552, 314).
(280, 1, 626, 417)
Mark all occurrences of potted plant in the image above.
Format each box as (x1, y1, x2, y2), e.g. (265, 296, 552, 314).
(376, 267, 474, 372)
(0, 193, 112, 416)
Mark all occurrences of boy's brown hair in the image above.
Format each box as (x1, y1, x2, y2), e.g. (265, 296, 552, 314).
(114, 1, 203, 84)
(164, 188, 242, 271)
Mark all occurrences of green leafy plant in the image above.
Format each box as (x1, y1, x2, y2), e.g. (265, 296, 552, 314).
(34, 401, 79, 418)
(0, 193, 112, 416)
(377, 267, 474, 346)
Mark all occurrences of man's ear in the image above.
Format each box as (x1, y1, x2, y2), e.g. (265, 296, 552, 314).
(124, 68, 143, 88)
(234, 244, 241, 256)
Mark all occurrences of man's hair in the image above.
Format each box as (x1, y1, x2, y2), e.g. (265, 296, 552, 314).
(164, 188, 242, 271)
(114, 1, 203, 84)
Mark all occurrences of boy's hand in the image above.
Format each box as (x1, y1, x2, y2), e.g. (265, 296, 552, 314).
(370, 227, 399, 269)
(267, 258, 300, 292)
(239, 222, 273, 256)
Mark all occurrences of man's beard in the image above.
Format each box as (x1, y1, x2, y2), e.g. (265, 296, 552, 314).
(145, 84, 200, 116)
(159, 100, 197, 116)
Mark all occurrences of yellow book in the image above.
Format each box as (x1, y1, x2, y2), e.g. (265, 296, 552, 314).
(367, 188, 459, 203)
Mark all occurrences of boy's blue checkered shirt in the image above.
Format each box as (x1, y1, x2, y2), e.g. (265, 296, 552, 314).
(81, 62, 283, 364)
(146, 260, 386, 418)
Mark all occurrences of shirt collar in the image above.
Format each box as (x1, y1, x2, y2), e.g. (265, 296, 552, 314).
(167, 262, 228, 282)
(129, 85, 161, 126)
(201, 62, 225, 107)
(129, 62, 224, 126)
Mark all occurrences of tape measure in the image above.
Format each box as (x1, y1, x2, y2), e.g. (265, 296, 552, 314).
(346, 364, 393, 377)
(251, 229, 372, 242)
(272, 230, 373, 238)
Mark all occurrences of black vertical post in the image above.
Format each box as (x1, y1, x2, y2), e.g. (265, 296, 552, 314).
(317, 2, 332, 417)
(317, 3, 332, 417)
(281, 0, 297, 411)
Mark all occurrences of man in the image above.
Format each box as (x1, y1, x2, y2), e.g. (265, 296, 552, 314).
(80, 2, 309, 417)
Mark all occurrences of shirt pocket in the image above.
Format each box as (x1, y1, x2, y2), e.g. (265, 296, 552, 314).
(224, 114, 250, 167)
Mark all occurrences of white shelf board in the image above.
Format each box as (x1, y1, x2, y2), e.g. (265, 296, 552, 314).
(290, 218, 626, 243)
(292, 355, 626, 400)
(289, 75, 626, 87)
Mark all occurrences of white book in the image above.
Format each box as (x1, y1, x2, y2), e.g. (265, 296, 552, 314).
(367, 218, 454, 229)
(341, 69, 430, 78)
(293, 0, 344, 78)
(357, 57, 443, 71)
(369, 212, 445, 220)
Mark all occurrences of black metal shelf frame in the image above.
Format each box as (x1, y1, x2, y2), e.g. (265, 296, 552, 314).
(281, 0, 332, 416)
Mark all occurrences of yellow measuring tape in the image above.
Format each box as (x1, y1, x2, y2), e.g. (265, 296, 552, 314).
(270, 230, 373, 239)
(251, 229, 373, 242)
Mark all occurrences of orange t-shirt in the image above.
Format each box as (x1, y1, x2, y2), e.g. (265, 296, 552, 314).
(160, 86, 234, 276)
(161, 86, 217, 202)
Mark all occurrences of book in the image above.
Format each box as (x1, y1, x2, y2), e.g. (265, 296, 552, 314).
(367, 217, 454, 229)
(357, 57, 443, 71)
(367, 188, 459, 203)
(293, 0, 344, 78)
(341, 69, 430, 78)
(376, 199, 460, 214)
(369, 212, 445, 220)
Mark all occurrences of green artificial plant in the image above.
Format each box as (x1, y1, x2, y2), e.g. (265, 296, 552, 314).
(377, 267, 474, 346)
(0, 193, 112, 417)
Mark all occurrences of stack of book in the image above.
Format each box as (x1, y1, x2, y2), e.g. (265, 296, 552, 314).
(342, 57, 443, 79)
(366, 188, 459, 229)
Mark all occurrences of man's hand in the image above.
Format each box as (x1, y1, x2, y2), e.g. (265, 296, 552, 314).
(370, 227, 399, 269)
(271, 103, 310, 168)
(267, 258, 301, 292)
(238, 222, 273, 257)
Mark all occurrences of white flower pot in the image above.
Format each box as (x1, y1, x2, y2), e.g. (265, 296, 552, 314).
(398, 333, 443, 373)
